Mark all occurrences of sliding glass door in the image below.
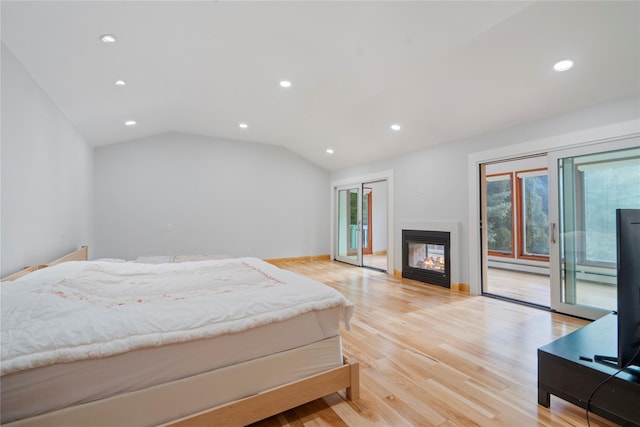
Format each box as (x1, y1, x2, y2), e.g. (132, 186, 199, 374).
(482, 157, 550, 307)
(548, 138, 640, 319)
(335, 185, 362, 266)
(335, 180, 389, 271)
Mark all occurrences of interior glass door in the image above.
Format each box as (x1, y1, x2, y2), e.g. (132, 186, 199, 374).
(548, 138, 640, 319)
(335, 186, 362, 266)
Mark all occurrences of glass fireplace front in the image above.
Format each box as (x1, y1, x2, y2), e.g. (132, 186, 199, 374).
(402, 230, 450, 288)
(407, 242, 446, 273)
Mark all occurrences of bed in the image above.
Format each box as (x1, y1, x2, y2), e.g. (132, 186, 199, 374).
(1, 247, 359, 426)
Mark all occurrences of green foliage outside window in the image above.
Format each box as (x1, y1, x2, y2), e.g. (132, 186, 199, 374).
(350, 191, 358, 225)
(523, 175, 549, 256)
(486, 179, 513, 253)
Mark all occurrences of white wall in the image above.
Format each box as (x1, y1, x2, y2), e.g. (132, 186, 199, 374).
(331, 95, 640, 285)
(1, 44, 94, 277)
(94, 132, 330, 260)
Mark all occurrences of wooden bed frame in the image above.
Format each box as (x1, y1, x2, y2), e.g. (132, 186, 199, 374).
(163, 358, 359, 427)
(1, 246, 88, 282)
(1, 246, 360, 426)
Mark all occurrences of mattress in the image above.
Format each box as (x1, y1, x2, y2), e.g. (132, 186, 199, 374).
(1, 258, 353, 423)
(1, 306, 342, 423)
(5, 336, 344, 427)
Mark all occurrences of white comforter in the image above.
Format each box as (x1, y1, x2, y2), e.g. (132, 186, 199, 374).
(1, 258, 353, 376)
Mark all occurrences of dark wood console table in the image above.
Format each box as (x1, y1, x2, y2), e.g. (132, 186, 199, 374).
(538, 313, 640, 426)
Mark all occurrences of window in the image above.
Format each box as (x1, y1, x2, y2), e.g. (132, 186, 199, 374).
(486, 168, 550, 261)
(486, 173, 514, 256)
(517, 170, 549, 259)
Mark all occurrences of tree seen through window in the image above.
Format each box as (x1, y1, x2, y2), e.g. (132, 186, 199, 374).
(486, 177, 513, 254)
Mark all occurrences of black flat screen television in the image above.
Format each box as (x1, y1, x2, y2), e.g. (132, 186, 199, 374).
(616, 208, 640, 368)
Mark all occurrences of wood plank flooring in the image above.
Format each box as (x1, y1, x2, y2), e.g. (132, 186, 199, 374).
(486, 267, 617, 310)
(251, 259, 617, 427)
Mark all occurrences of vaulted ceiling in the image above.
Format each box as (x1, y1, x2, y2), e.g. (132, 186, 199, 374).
(2, 1, 639, 170)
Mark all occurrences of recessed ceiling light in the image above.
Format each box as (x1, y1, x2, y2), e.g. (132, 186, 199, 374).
(553, 59, 574, 72)
(279, 80, 292, 88)
(125, 120, 136, 126)
(239, 123, 248, 129)
(100, 34, 116, 43)
(114, 80, 126, 86)
(326, 148, 335, 154)
(390, 124, 401, 131)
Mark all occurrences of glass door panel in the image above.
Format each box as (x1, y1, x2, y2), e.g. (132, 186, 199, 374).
(482, 157, 550, 308)
(361, 180, 389, 272)
(549, 139, 640, 319)
(362, 188, 372, 255)
(335, 186, 361, 266)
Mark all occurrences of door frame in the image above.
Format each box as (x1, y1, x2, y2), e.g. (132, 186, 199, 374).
(468, 120, 639, 296)
(330, 170, 394, 272)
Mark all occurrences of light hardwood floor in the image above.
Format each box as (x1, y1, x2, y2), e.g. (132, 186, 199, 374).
(486, 268, 617, 310)
(250, 259, 616, 427)
(363, 254, 388, 271)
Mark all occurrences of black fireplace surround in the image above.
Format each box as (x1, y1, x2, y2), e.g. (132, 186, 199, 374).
(402, 229, 451, 288)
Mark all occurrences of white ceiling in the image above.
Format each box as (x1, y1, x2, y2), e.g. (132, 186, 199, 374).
(2, 1, 639, 171)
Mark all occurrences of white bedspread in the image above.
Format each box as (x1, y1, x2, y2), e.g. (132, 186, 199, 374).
(1, 258, 353, 376)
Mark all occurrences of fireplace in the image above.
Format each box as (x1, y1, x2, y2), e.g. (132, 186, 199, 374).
(402, 229, 451, 288)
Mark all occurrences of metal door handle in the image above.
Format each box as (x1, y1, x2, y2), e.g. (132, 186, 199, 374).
(550, 223, 556, 244)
